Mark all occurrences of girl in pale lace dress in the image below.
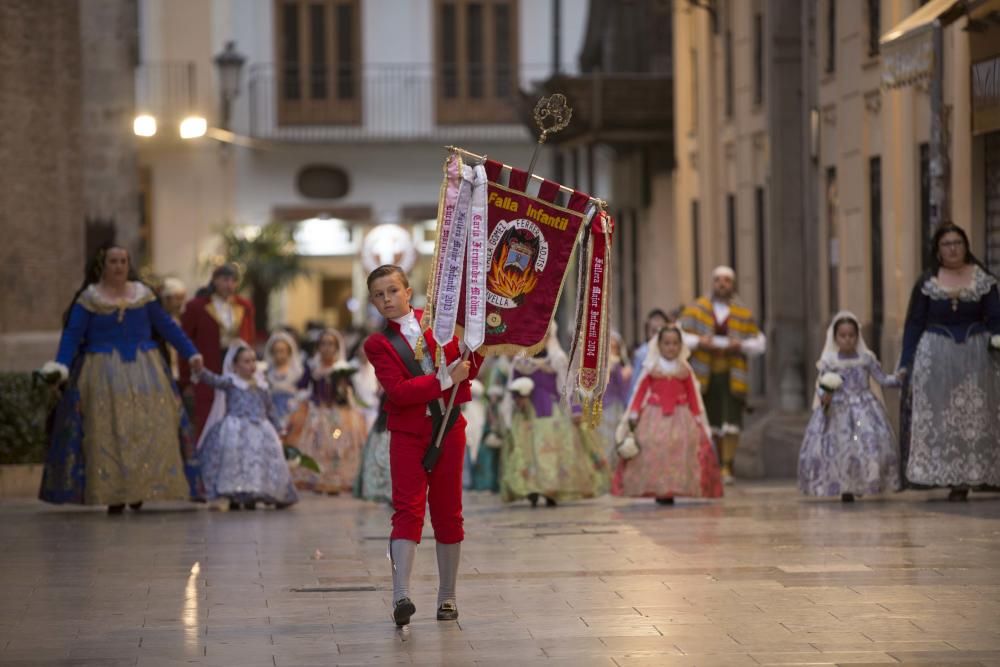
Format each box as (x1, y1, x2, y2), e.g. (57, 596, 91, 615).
(195, 341, 298, 510)
(798, 312, 903, 502)
(264, 331, 304, 431)
(612, 325, 722, 503)
(287, 329, 368, 494)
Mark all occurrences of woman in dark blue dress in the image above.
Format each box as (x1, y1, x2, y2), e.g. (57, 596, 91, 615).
(898, 224, 1000, 500)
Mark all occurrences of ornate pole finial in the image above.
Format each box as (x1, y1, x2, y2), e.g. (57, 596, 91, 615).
(527, 93, 573, 175)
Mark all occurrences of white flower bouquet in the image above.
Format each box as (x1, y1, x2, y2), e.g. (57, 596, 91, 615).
(818, 372, 844, 393)
(990, 334, 1000, 351)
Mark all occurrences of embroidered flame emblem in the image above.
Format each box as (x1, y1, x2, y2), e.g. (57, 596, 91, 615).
(488, 244, 539, 301)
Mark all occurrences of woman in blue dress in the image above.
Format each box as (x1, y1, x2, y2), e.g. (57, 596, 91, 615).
(39, 245, 204, 513)
(898, 223, 1000, 500)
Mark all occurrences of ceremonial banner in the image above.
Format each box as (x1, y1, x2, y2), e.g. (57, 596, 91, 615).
(453, 159, 591, 356)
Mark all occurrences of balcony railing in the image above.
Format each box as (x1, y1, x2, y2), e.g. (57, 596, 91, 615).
(247, 62, 552, 143)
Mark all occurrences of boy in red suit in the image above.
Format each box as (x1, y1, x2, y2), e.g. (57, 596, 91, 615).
(178, 264, 256, 438)
(363, 264, 481, 626)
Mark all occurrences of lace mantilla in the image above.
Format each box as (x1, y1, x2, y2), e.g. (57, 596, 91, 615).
(921, 266, 997, 303)
(77, 282, 156, 317)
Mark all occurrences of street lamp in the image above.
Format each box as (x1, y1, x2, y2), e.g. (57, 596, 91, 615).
(179, 116, 208, 139)
(214, 41, 246, 130)
(133, 114, 157, 137)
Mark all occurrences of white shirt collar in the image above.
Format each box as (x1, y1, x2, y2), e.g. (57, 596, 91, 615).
(391, 309, 419, 331)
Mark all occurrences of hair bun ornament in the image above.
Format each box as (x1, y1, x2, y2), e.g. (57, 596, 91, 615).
(509, 377, 535, 396)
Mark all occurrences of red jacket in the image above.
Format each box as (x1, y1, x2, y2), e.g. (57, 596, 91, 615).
(629, 372, 701, 418)
(364, 309, 483, 438)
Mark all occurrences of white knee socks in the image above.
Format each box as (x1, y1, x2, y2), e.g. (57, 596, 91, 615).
(436, 541, 461, 607)
(389, 539, 417, 604)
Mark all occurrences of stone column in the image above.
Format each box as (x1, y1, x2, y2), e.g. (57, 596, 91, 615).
(765, 0, 811, 412)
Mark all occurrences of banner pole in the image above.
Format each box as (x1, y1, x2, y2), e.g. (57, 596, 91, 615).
(422, 348, 471, 472)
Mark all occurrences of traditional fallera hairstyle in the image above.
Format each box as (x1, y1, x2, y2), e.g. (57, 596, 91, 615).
(63, 242, 144, 326)
(308, 328, 348, 375)
(620, 323, 712, 442)
(196, 340, 267, 450)
(264, 330, 304, 383)
(927, 222, 993, 276)
(812, 310, 887, 409)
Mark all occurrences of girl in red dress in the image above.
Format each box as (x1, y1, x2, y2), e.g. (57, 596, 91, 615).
(613, 325, 723, 503)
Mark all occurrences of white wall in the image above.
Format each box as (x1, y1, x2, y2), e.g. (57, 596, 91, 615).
(140, 0, 591, 308)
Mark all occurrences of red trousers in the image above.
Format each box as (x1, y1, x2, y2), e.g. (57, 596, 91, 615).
(389, 425, 465, 544)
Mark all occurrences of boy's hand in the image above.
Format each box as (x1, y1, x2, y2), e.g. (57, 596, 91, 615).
(449, 360, 472, 384)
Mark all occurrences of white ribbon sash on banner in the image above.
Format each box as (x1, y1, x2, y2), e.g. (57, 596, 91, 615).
(432, 166, 474, 351)
(463, 165, 488, 352)
(429, 156, 463, 318)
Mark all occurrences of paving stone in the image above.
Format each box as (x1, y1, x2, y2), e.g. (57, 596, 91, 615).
(0, 484, 997, 665)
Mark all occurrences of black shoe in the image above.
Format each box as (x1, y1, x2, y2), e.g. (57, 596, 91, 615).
(544, 496, 557, 507)
(107, 504, 125, 515)
(436, 601, 459, 621)
(528, 493, 539, 508)
(841, 493, 855, 503)
(244, 501, 257, 511)
(393, 597, 416, 626)
(655, 497, 674, 505)
(274, 502, 292, 510)
(948, 488, 969, 502)
(129, 502, 143, 511)
(229, 500, 242, 511)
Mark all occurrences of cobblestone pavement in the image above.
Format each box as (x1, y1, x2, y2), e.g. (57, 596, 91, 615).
(1, 483, 999, 666)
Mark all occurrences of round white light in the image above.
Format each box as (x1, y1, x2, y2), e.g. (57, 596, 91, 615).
(179, 116, 208, 139)
(133, 114, 157, 137)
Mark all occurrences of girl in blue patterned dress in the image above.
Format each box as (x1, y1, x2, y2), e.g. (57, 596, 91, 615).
(195, 341, 298, 510)
(798, 311, 903, 502)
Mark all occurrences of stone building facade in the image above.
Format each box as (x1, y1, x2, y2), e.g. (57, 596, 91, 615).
(0, 0, 140, 372)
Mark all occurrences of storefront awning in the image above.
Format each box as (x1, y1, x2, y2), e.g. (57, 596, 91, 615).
(879, 0, 971, 89)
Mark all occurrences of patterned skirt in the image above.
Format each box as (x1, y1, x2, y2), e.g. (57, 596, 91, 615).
(903, 332, 1000, 489)
(200, 416, 298, 504)
(353, 422, 392, 504)
(501, 407, 601, 502)
(291, 403, 368, 493)
(612, 404, 722, 499)
(798, 393, 900, 496)
(40, 349, 191, 505)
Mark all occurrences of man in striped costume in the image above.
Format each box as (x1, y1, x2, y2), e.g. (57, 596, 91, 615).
(680, 267, 766, 484)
